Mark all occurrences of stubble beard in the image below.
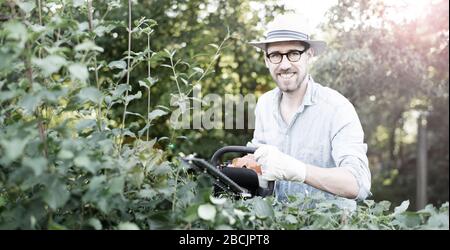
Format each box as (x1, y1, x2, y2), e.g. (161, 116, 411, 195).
(276, 71, 307, 93)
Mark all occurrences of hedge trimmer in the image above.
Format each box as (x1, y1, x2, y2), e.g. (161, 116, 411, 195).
(181, 146, 274, 198)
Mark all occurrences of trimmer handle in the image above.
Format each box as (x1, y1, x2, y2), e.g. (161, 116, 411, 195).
(210, 146, 257, 166)
(210, 145, 275, 197)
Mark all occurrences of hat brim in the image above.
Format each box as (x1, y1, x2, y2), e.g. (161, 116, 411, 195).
(249, 38, 327, 56)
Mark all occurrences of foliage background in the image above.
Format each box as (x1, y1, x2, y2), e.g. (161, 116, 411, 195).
(0, 0, 448, 229)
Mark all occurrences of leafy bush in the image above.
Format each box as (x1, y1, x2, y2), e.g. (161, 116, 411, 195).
(0, 0, 447, 230)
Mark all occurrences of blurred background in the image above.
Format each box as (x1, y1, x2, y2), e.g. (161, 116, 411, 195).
(94, 0, 448, 210)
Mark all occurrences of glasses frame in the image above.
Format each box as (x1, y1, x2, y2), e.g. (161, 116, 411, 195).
(266, 49, 308, 64)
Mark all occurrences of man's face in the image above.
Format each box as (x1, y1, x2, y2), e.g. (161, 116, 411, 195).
(265, 41, 311, 93)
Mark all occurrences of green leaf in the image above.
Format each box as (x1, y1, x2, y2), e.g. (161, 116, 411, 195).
(75, 119, 97, 132)
(87, 176, 107, 192)
(426, 214, 449, 229)
(123, 130, 136, 138)
(32, 55, 67, 76)
(125, 91, 142, 104)
(148, 109, 167, 121)
(208, 43, 219, 50)
(153, 162, 171, 175)
(183, 205, 199, 223)
(104, 95, 112, 105)
(164, 49, 176, 58)
(209, 195, 227, 205)
(0, 196, 6, 208)
(198, 204, 216, 221)
(363, 200, 375, 208)
(232, 209, 247, 220)
(30, 23, 46, 33)
(417, 204, 437, 216)
(138, 189, 156, 199)
(108, 60, 127, 70)
(180, 77, 188, 85)
(147, 76, 159, 85)
(138, 77, 158, 89)
(439, 202, 449, 213)
(393, 200, 410, 216)
(75, 40, 104, 52)
(4, 21, 27, 48)
(128, 166, 144, 187)
(94, 24, 116, 37)
(18, 93, 41, 114)
(108, 176, 125, 195)
(57, 150, 74, 160)
(43, 178, 70, 210)
(394, 212, 422, 229)
(72, 0, 85, 7)
(254, 197, 274, 219)
(160, 64, 172, 69)
(192, 67, 204, 74)
(221, 210, 236, 225)
(311, 213, 334, 229)
(215, 225, 233, 230)
(0, 90, 16, 102)
(68, 63, 89, 83)
(0, 138, 28, 162)
(22, 156, 47, 176)
(126, 111, 145, 120)
(118, 222, 140, 230)
(111, 84, 131, 98)
(17, 1, 36, 14)
(88, 218, 102, 230)
(48, 222, 67, 230)
(74, 155, 96, 173)
(285, 214, 298, 224)
(78, 87, 102, 103)
(138, 80, 149, 90)
(41, 88, 68, 103)
(158, 137, 169, 142)
(371, 200, 391, 215)
(137, 123, 151, 137)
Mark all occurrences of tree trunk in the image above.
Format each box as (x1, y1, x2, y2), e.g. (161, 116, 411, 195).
(416, 113, 428, 210)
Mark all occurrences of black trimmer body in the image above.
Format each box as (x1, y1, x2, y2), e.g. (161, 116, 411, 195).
(181, 146, 274, 198)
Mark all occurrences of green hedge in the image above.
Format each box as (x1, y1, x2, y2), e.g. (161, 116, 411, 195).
(0, 0, 447, 230)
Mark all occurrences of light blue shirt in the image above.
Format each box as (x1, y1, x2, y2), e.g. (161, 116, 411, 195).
(249, 75, 371, 205)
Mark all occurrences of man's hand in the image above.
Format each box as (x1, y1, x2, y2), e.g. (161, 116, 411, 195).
(231, 154, 262, 175)
(254, 144, 307, 182)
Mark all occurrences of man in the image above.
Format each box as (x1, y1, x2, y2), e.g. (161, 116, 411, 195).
(242, 14, 371, 204)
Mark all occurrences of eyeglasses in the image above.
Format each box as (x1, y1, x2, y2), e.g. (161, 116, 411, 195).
(266, 50, 306, 64)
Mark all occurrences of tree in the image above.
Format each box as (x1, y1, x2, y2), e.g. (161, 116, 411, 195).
(313, 0, 448, 207)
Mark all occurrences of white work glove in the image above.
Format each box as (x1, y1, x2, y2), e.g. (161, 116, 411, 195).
(254, 144, 307, 183)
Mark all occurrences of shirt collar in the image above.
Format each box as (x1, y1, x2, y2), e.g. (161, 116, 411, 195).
(272, 74, 317, 109)
(302, 75, 316, 107)
(271, 75, 317, 125)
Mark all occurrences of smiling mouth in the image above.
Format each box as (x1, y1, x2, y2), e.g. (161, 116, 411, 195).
(277, 72, 296, 80)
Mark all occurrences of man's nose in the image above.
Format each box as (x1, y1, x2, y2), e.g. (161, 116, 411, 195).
(278, 55, 291, 70)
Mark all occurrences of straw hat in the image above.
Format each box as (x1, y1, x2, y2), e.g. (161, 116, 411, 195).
(249, 14, 327, 56)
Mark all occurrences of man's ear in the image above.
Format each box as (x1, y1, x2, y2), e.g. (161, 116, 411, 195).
(307, 48, 315, 58)
(304, 48, 314, 64)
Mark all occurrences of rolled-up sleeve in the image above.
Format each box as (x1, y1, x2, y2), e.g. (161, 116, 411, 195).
(331, 101, 372, 200)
